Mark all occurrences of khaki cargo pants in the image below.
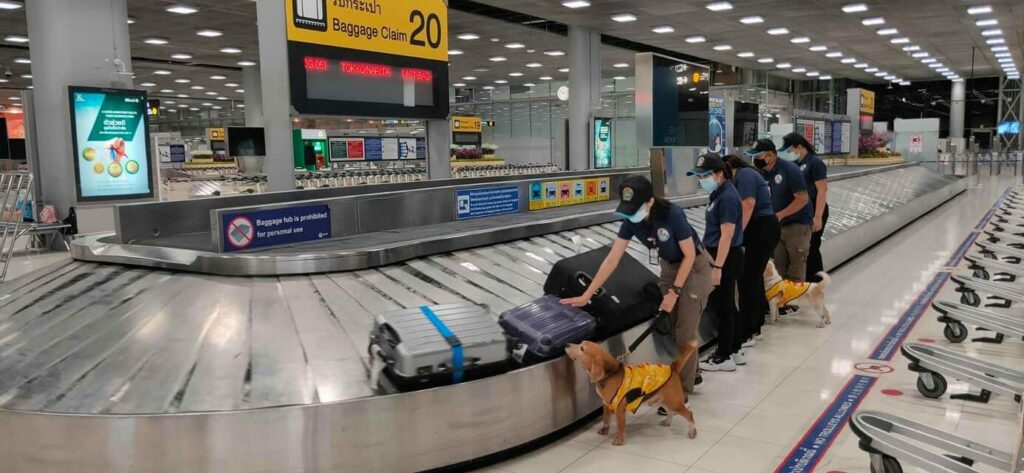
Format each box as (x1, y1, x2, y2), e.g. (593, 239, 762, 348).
(654, 252, 713, 393)
(775, 223, 812, 282)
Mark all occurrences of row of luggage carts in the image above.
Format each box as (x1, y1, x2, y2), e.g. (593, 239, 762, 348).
(851, 187, 1024, 473)
(451, 163, 560, 179)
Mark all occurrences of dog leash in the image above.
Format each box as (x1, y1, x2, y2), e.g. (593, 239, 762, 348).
(617, 310, 670, 362)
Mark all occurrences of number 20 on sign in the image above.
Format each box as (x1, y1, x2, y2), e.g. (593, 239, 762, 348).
(287, 0, 449, 62)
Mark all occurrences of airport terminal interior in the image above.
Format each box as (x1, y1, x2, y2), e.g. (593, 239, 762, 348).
(0, 0, 1023, 472)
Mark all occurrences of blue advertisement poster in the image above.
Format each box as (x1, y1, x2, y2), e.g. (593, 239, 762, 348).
(69, 86, 153, 201)
(221, 204, 332, 252)
(363, 137, 383, 160)
(709, 96, 726, 155)
(456, 186, 519, 220)
(593, 117, 612, 169)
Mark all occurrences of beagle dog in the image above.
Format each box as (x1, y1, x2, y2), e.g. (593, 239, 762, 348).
(764, 260, 832, 328)
(565, 340, 698, 446)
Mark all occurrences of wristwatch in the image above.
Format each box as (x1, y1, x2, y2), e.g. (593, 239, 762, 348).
(670, 285, 684, 296)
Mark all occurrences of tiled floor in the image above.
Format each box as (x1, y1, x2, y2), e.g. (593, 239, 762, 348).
(480, 176, 1023, 473)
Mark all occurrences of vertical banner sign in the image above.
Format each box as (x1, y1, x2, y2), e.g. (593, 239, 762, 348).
(593, 117, 612, 169)
(708, 97, 726, 154)
(68, 86, 153, 202)
(456, 186, 519, 220)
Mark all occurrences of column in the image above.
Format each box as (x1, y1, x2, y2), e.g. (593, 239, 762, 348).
(949, 79, 966, 139)
(255, 0, 295, 191)
(568, 26, 601, 171)
(242, 66, 264, 127)
(426, 120, 451, 180)
(26, 0, 133, 226)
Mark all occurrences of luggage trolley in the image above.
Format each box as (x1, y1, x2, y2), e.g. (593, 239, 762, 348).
(949, 273, 1024, 310)
(901, 342, 1024, 403)
(849, 410, 1014, 473)
(964, 254, 1023, 282)
(975, 241, 1024, 265)
(932, 300, 1024, 344)
(980, 230, 1024, 250)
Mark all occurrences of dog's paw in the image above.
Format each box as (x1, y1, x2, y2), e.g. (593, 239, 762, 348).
(659, 419, 672, 427)
(611, 437, 624, 446)
(597, 426, 609, 435)
(688, 427, 697, 439)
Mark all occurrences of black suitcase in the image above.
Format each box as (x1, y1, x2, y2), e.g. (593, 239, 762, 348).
(499, 295, 596, 364)
(543, 246, 663, 338)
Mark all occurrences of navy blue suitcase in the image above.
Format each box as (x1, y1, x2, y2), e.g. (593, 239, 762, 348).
(499, 295, 596, 363)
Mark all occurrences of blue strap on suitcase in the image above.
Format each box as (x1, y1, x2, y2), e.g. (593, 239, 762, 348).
(419, 305, 464, 383)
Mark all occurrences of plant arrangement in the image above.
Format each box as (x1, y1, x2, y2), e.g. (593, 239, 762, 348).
(481, 143, 499, 156)
(858, 132, 900, 159)
(454, 147, 483, 160)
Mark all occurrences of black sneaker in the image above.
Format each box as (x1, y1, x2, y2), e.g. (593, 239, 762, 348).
(693, 374, 704, 393)
(778, 305, 799, 316)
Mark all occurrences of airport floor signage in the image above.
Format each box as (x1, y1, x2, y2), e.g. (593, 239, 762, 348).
(531, 177, 610, 211)
(221, 204, 332, 252)
(456, 186, 519, 220)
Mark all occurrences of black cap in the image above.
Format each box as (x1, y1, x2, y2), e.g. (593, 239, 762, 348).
(686, 153, 726, 177)
(615, 175, 654, 217)
(744, 138, 777, 157)
(778, 132, 807, 153)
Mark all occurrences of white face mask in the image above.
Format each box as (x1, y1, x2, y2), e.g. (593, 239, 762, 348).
(781, 150, 800, 162)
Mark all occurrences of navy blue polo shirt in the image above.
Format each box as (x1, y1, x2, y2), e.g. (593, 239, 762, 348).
(703, 180, 744, 248)
(734, 167, 775, 219)
(764, 159, 812, 225)
(797, 152, 828, 214)
(618, 204, 699, 264)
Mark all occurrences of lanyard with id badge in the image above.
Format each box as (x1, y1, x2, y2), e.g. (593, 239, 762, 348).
(647, 237, 659, 265)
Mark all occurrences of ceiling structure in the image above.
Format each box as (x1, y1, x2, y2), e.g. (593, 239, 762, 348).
(0, 0, 1020, 116)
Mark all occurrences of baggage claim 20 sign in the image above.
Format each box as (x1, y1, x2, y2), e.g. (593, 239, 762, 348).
(286, 0, 449, 118)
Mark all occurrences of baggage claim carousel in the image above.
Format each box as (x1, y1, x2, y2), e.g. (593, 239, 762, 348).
(0, 164, 965, 472)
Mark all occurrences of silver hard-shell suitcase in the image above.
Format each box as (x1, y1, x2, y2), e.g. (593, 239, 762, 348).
(369, 303, 508, 391)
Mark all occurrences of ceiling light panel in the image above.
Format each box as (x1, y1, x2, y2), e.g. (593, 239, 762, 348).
(166, 4, 198, 14)
(842, 3, 868, 13)
(610, 13, 637, 22)
(767, 27, 789, 35)
(739, 16, 764, 24)
(706, 2, 733, 12)
(967, 5, 992, 15)
(561, 0, 590, 9)
(861, 17, 885, 26)
(791, 37, 810, 44)
(652, 26, 675, 33)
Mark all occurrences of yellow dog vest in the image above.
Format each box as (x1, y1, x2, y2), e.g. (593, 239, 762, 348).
(607, 364, 673, 413)
(765, 279, 811, 306)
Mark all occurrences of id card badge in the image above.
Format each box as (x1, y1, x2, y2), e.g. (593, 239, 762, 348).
(647, 238, 658, 265)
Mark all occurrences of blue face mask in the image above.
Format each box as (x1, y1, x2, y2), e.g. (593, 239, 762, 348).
(781, 150, 800, 162)
(699, 177, 719, 193)
(625, 205, 649, 223)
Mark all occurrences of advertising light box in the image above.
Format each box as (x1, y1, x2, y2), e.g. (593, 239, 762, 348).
(69, 86, 153, 202)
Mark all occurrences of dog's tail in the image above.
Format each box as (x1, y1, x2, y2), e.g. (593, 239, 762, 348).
(816, 271, 832, 289)
(671, 340, 699, 375)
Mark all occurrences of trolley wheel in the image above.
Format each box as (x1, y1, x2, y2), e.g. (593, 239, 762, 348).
(944, 322, 969, 343)
(960, 291, 981, 307)
(870, 455, 904, 473)
(917, 372, 948, 399)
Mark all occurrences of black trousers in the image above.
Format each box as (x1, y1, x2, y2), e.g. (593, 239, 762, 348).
(708, 245, 744, 360)
(806, 204, 830, 282)
(734, 215, 782, 353)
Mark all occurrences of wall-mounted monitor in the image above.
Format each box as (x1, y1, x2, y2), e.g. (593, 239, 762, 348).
(227, 127, 266, 156)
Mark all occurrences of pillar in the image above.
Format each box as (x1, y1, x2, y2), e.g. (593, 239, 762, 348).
(242, 66, 264, 127)
(26, 0, 133, 226)
(949, 79, 966, 139)
(568, 26, 601, 171)
(426, 120, 451, 180)
(255, 0, 295, 191)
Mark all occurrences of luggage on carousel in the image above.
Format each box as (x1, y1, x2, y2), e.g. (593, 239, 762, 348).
(543, 246, 663, 338)
(499, 295, 597, 363)
(369, 303, 508, 391)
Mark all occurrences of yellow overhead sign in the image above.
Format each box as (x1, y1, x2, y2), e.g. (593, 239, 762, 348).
(452, 116, 482, 133)
(860, 89, 875, 114)
(208, 127, 226, 141)
(286, 0, 448, 62)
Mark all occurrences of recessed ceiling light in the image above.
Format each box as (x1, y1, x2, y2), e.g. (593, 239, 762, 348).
(13, 57, 30, 64)
(165, 100, 176, 105)
(685, 36, 706, 43)
(456, 33, 480, 40)
(652, 26, 675, 34)
(713, 44, 733, 51)
(976, 19, 998, 26)
(489, 38, 501, 42)
(739, 16, 764, 24)
(489, 56, 507, 62)
(967, 5, 992, 15)
(191, 85, 205, 90)
(160, 89, 174, 93)
(237, 60, 256, 66)
(876, 28, 898, 35)
(462, 76, 476, 80)
(210, 75, 226, 80)
(790, 37, 810, 44)
(544, 50, 566, 56)
(935, 68, 950, 73)
(189, 108, 200, 111)
(776, 62, 792, 69)
(235, 89, 244, 93)
(826, 51, 843, 58)
(861, 17, 885, 26)
(613, 63, 630, 68)
(144, 37, 169, 45)
(220, 47, 242, 54)
(902, 45, 921, 52)
(126, 17, 135, 24)
(447, 49, 464, 56)
(176, 94, 188, 98)
(874, 72, 888, 77)
(211, 105, 222, 110)
(18, 74, 30, 78)
(706, 1, 733, 12)
(928, 63, 943, 68)
(174, 78, 191, 83)
(809, 45, 828, 52)
(494, 80, 508, 84)
(758, 57, 774, 63)
(505, 42, 525, 49)
(526, 62, 543, 68)
(166, 4, 198, 14)
(509, 72, 524, 77)
(854, 63, 868, 68)
(792, 67, 807, 73)
(558, 67, 570, 72)
(452, 83, 466, 87)
(8, 96, 19, 100)
(807, 71, 820, 77)
(613, 76, 626, 80)
(0, 1, 24, 10)
(205, 91, 218, 95)
(140, 82, 156, 87)
(196, 29, 222, 37)
(539, 76, 553, 80)
(991, 46, 1008, 52)
(841, 58, 857, 64)
(912, 52, 929, 58)
(170, 53, 192, 60)
(610, 13, 637, 22)
(865, 67, 878, 72)
(997, 57, 1014, 63)
(842, 3, 868, 13)
(981, 29, 1002, 37)
(884, 75, 897, 80)
(561, 0, 590, 8)
(524, 82, 536, 87)
(995, 52, 1011, 58)
(737, 51, 755, 58)
(482, 86, 495, 90)
(985, 38, 1005, 45)
(473, 67, 490, 72)
(921, 58, 937, 63)
(820, 75, 832, 80)
(154, 69, 172, 75)
(4, 35, 28, 43)
(0, 79, 9, 83)
(767, 27, 789, 35)
(216, 96, 228, 100)
(890, 37, 910, 44)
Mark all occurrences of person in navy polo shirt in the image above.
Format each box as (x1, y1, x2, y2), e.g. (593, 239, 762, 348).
(745, 138, 811, 282)
(779, 132, 829, 283)
(687, 154, 744, 372)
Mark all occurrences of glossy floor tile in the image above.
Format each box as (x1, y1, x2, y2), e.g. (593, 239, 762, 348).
(480, 177, 1023, 473)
